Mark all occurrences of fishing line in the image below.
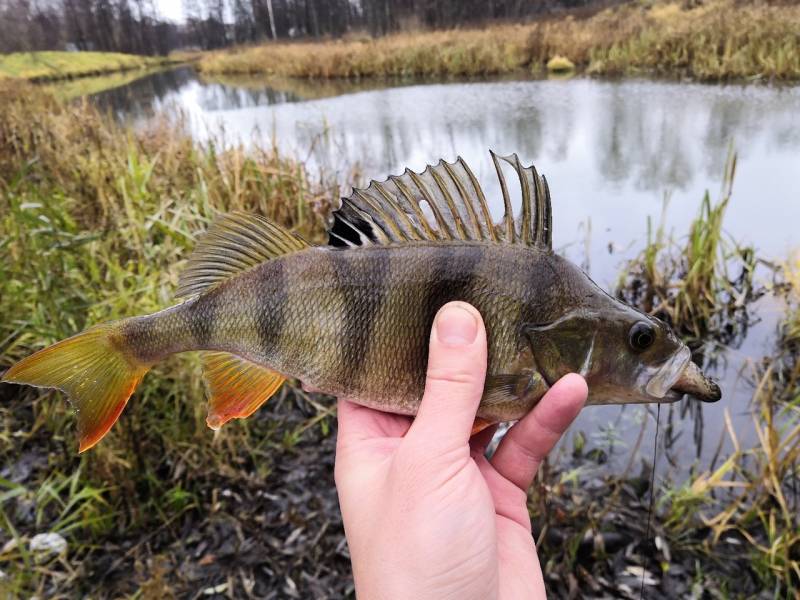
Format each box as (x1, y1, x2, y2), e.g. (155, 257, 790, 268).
(639, 403, 661, 600)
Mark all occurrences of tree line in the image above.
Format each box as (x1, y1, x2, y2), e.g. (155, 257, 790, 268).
(0, 0, 605, 55)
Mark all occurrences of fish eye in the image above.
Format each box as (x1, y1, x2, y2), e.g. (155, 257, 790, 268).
(629, 321, 656, 352)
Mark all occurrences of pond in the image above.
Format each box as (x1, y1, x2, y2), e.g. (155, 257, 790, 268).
(85, 66, 800, 482)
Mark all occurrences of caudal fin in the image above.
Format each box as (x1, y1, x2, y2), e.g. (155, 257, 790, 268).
(2, 324, 150, 452)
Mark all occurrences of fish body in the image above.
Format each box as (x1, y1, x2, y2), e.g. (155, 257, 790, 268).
(2, 152, 721, 452)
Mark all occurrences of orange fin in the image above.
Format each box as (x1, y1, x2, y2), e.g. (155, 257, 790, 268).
(471, 417, 494, 436)
(2, 324, 150, 452)
(202, 352, 285, 429)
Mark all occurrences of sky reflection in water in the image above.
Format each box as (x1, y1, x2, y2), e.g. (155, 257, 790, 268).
(91, 68, 800, 478)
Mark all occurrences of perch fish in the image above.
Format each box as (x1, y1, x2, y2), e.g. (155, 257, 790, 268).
(2, 152, 721, 452)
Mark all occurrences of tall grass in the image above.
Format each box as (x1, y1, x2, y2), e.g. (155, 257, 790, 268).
(0, 83, 337, 596)
(200, 26, 530, 78)
(617, 152, 758, 345)
(528, 0, 800, 81)
(198, 0, 800, 82)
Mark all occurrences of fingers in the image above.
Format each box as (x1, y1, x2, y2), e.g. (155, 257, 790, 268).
(469, 424, 498, 456)
(406, 302, 487, 450)
(491, 373, 587, 491)
(337, 398, 412, 443)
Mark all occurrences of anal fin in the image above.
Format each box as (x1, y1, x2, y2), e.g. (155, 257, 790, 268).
(202, 352, 285, 430)
(471, 417, 495, 436)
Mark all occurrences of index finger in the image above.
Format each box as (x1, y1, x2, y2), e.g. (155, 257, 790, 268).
(490, 373, 587, 491)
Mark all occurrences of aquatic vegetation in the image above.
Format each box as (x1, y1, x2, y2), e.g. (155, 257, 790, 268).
(617, 152, 760, 347)
(660, 362, 800, 591)
(782, 251, 800, 351)
(0, 51, 177, 82)
(198, 0, 800, 82)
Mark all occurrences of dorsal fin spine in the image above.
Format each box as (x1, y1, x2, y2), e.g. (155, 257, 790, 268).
(328, 151, 553, 250)
(542, 175, 553, 247)
(441, 160, 482, 240)
(389, 175, 439, 239)
(514, 154, 533, 245)
(429, 166, 470, 240)
(533, 165, 547, 243)
(455, 157, 497, 242)
(353, 190, 394, 243)
(373, 183, 423, 241)
(407, 169, 455, 238)
(491, 151, 516, 242)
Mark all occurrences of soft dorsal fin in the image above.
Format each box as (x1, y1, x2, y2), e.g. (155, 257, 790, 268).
(328, 151, 552, 249)
(202, 351, 285, 430)
(177, 212, 309, 298)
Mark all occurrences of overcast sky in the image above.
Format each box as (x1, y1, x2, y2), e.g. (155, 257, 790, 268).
(156, 0, 185, 23)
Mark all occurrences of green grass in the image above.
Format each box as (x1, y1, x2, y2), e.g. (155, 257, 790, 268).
(0, 51, 177, 82)
(0, 82, 339, 596)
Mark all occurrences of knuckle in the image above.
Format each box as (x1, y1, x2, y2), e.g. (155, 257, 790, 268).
(425, 365, 481, 389)
(508, 435, 545, 465)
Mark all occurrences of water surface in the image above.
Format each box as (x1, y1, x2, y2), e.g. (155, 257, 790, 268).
(87, 67, 800, 481)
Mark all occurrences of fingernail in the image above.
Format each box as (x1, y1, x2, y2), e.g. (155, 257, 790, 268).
(436, 304, 478, 347)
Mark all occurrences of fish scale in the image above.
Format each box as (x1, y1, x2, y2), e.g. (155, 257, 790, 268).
(2, 152, 721, 452)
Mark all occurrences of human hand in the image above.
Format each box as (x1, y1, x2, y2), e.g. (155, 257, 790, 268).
(334, 301, 588, 600)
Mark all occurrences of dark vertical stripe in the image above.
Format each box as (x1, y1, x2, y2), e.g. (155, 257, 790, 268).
(414, 244, 486, 393)
(256, 259, 287, 353)
(331, 247, 390, 387)
(421, 244, 484, 332)
(189, 287, 222, 349)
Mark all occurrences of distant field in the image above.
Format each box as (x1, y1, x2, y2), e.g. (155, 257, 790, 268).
(0, 51, 175, 81)
(198, 0, 800, 82)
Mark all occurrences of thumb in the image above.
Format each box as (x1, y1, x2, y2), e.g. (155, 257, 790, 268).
(407, 301, 487, 450)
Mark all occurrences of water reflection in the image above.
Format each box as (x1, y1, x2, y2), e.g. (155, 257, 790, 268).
(82, 69, 800, 478)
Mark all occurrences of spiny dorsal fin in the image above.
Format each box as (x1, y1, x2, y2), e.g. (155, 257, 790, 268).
(328, 151, 552, 249)
(202, 351, 285, 430)
(177, 212, 309, 298)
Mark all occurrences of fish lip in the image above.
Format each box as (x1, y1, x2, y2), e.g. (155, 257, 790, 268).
(670, 359, 723, 402)
(645, 346, 692, 400)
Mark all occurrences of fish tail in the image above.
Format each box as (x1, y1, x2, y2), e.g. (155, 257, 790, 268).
(2, 322, 151, 452)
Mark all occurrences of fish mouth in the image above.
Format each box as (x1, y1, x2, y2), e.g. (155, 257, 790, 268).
(670, 359, 722, 402)
(644, 347, 721, 403)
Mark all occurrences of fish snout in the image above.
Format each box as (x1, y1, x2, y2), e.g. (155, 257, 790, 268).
(670, 360, 722, 402)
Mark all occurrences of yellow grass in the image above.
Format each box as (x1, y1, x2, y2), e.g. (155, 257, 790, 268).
(199, 0, 800, 82)
(200, 26, 531, 78)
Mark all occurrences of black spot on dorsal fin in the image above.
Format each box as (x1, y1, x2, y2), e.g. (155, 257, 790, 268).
(327, 151, 553, 249)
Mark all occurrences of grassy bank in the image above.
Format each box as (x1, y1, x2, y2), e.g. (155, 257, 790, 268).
(0, 84, 797, 596)
(0, 51, 179, 82)
(198, 0, 800, 82)
(0, 83, 340, 597)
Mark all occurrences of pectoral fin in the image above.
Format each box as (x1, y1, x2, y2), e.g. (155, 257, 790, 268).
(478, 373, 550, 423)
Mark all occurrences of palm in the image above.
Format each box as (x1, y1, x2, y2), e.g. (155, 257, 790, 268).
(336, 386, 584, 599)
